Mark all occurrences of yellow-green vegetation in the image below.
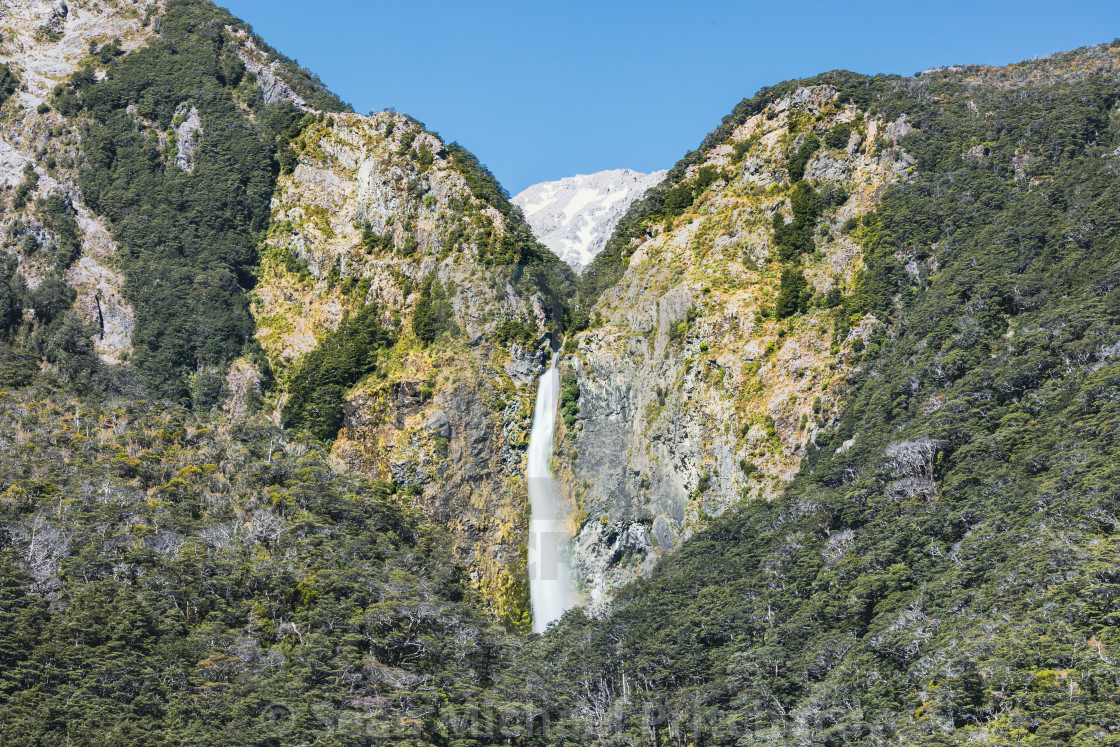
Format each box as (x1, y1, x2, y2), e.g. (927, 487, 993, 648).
(557, 80, 894, 563)
(247, 107, 575, 625)
(492, 46, 1120, 745)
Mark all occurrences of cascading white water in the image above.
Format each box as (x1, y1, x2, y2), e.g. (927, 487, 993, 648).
(526, 353, 574, 633)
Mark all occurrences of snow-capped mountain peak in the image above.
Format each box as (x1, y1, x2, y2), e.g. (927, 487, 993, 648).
(512, 168, 666, 272)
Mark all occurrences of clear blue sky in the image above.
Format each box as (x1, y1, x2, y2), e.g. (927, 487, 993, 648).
(219, 0, 1120, 194)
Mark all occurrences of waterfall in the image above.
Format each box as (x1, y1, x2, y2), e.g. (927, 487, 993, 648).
(526, 353, 573, 633)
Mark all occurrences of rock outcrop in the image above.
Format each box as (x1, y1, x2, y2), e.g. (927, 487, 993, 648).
(170, 104, 202, 172)
(558, 86, 922, 608)
(228, 28, 311, 110)
(251, 112, 568, 623)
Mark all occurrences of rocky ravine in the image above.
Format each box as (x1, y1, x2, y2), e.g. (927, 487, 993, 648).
(513, 168, 665, 272)
(558, 85, 924, 609)
(252, 112, 564, 624)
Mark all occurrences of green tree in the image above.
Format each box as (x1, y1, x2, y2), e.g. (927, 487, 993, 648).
(0, 63, 18, 107)
(282, 304, 395, 441)
(775, 268, 809, 319)
(412, 273, 454, 345)
(773, 181, 822, 261)
(824, 121, 852, 150)
(787, 131, 821, 181)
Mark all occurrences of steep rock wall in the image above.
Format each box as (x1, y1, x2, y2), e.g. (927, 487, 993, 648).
(559, 86, 921, 607)
(252, 113, 565, 624)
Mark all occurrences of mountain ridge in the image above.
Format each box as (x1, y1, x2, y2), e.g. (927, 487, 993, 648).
(0, 4, 1117, 743)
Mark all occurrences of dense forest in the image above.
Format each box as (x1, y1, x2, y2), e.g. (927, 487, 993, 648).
(0, 389, 512, 744)
(1, 1, 1119, 743)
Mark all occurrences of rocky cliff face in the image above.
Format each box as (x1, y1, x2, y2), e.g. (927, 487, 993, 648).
(558, 85, 921, 608)
(0, 0, 568, 625)
(0, 0, 161, 363)
(513, 168, 665, 272)
(251, 112, 568, 624)
(0, 0, 335, 368)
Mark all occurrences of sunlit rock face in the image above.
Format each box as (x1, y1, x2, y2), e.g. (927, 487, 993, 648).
(251, 111, 565, 624)
(556, 86, 921, 610)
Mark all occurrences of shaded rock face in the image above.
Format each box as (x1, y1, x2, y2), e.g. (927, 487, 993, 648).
(424, 409, 450, 439)
(513, 169, 666, 272)
(505, 341, 548, 385)
(558, 86, 922, 610)
(222, 358, 265, 421)
(65, 254, 134, 361)
(335, 361, 544, 621)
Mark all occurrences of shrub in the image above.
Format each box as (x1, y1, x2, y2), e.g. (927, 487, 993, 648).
(35, 195, 81, 272)
(820, 183, 850, 208)
(773, 182, 822, 261)
(824, 122, 852, 150)
(0, 63, 17, 107)
(30, 277, 75, 327)
(12, 165, 38, 211)
(18, 234, 40, 256)
(360, 222, 394, 254)
(787, 131, 820, 181)
(45, 312, 100, 388)
(560, 372, 580, 429)
(0, 258, 26, 340)
(494, 316, 535, 346)
(412, 274, 455, 345)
